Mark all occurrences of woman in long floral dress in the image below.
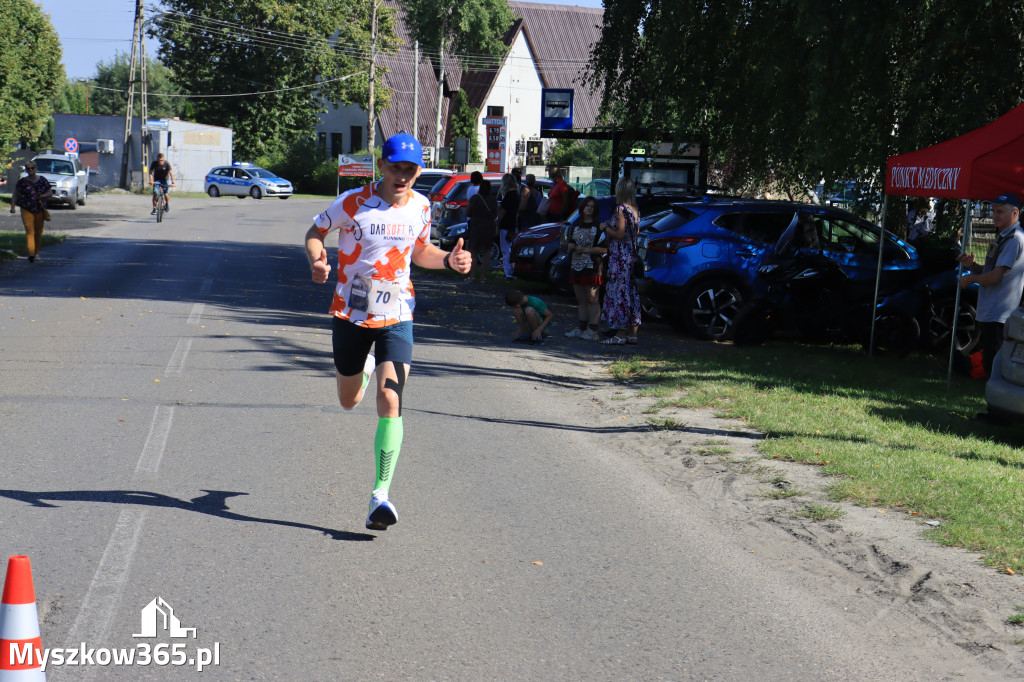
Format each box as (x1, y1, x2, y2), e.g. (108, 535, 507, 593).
(601, 177, 641, 345)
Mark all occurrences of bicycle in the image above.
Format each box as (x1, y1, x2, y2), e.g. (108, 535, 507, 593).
(153, 183, 170, 222)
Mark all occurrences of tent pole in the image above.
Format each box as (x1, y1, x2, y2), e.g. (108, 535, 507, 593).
(868, 194, 889, 358)
(946, 199, 973, 391)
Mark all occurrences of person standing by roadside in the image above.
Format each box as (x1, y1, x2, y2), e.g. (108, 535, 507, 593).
(495, 173, 520, 279)
(466, 179, 497, 282)
(9, 161, 52, 263)
(565, 196, 607, 340)
(518, 174, 542, 231)
(547, 169, 570, 219)
(958, 192, 1024, 379)
(304, 132, 472, 531)
(601, 178, 642, 345)
(465, 170, 484, 202)
(149, 153, 175, 214)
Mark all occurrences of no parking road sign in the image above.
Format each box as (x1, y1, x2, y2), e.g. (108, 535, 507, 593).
(64, 138, 78, 153)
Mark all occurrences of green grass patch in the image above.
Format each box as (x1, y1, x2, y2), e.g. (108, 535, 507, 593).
(1009, 607, 1024, 626)
(0, 231, 65, 261)
(610, 344, 1024, 571)
(796, 504, 846, 521)
(765, 487, 805, 500)
(695, 440, 732, 457)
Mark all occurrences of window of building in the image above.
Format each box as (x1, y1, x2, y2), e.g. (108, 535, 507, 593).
(318, 132, 327, 159)
(486, 106, 504, 117)
(349, 126, 362, 153)
(330, 133, 343, 159)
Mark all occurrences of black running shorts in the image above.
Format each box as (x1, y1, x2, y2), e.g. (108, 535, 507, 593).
(332, 317, 413, 376)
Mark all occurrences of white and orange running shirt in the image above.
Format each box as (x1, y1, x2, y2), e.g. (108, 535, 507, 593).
(313, 182, 431, 328)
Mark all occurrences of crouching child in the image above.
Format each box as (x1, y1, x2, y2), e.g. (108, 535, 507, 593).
(505, 289, 553, 345)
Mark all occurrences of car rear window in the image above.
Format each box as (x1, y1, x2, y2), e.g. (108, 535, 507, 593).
(447, 180, 472, 203)
(650, 207, 700, 233)
(713, 211, 794, 244)
(415, 173, 447, 192)
(429, 177, 452, 196)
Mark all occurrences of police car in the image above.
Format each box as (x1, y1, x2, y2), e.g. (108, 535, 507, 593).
(204, 162, 293, 199)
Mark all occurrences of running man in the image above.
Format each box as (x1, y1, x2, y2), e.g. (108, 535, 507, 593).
(304, 132, 472, 530)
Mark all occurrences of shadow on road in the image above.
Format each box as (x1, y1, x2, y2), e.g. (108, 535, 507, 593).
(0, 488, 375, 542)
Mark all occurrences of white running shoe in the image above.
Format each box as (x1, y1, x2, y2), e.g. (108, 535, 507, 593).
(363, 353, 376, 380)
(365, 491, 398, 530)
(565, 327, 583, 338)
(580, 328, 601, 341)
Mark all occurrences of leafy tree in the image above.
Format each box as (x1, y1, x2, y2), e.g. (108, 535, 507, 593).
(589, 0, 1024, 207)
(447, 89, 482, 163)
(85, 53, 184, 119)
(150, 0, 397, 157)
(0, 0, 63, 156)
(549, 139, 611, 169)
(404, 0, 515, 146)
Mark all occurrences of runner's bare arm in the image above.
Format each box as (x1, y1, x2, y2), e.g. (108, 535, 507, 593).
(412, 238, 472, 274)
(305, 225, 332, 283)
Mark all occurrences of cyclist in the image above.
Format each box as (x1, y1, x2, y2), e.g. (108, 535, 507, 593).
(150, 153, 175, 214)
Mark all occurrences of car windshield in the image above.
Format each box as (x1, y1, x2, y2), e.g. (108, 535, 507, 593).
(35, 159, 75, 175)
(248, 168, 278, 178)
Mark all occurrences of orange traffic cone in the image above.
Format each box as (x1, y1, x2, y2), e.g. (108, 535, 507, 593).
(0, 556, 45, 680)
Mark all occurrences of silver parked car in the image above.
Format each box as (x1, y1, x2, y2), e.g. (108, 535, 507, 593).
(28, 153, 88, 209)
(985, 305, 1024, 422)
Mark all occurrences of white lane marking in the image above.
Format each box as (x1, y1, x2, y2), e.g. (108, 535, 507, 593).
(57, 508, 148, 681)
(186, 303, 205, 324)
(56, 403, 176, 680)
(165, 338, 193, 376)
(135, 405, 174, 475)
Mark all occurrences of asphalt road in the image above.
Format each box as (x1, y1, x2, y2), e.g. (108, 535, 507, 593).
(0, 195, 1012, 680)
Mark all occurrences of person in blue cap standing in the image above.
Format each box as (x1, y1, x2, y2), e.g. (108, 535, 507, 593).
(958, 192, 1024, 379)
(304, 132, 472, 530)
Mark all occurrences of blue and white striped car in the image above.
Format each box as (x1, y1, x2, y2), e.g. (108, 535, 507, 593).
(204, 163, 293, 199)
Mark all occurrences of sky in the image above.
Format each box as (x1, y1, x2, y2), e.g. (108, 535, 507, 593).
(37, 0, 605, 80)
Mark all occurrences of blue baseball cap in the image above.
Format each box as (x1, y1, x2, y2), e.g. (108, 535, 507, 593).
(382, 132, 423, 167)
(990, 192, 1021, 209)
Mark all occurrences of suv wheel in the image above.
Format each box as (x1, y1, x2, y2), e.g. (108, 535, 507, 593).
(682, 278, 744, 340)
(69, 191, 78, 210)
(78, 186, 87, 206)
(928, 295, 980, 356)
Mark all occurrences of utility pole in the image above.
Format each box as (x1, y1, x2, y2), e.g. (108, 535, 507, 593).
(367, 0, 378, 156)
(413, 40, 419, 142)
(434, 45, 445, 164)
(140, 31, 150, 185)
(119, 0, 145, 189)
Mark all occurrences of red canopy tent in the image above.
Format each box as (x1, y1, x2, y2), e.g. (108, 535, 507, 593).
(885, 102, 1024, 200)
(880, 102, 1024, 385)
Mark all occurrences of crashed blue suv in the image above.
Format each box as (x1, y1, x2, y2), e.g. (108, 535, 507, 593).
(636, 198, 931, 340)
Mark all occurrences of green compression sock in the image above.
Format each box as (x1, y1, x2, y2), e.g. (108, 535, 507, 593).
(373, 417, 403, 495)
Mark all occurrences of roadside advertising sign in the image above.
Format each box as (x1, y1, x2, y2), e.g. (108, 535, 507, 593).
(483, 116, 507, 173)
(337, 155, 374, 177)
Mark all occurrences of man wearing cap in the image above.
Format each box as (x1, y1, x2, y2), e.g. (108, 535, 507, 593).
(304, 132, 472, 531)
(958, 192, 1024, 378)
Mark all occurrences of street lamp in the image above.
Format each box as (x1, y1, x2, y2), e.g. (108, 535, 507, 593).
(76, 78, 90, 115)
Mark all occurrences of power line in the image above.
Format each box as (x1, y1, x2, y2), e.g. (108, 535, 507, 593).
(88, 73, 362, 99)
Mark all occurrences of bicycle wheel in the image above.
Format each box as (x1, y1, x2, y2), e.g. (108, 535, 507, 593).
(156, 193, 164, 222)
